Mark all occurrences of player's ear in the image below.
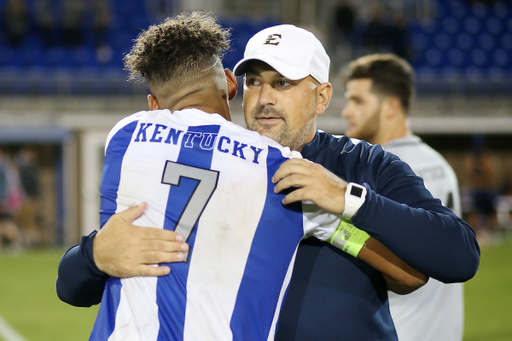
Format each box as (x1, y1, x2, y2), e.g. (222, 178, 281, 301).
(225, 69, 238, 101)
(314, 82, 333, 116)
(148, 94, 160, 111)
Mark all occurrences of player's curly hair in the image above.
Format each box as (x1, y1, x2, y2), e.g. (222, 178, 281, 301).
(341, 54, 415, 113)
(124, 12, 231, 88)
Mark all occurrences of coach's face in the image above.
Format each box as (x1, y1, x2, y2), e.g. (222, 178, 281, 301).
(242, 61, 331, 151)
(342, 78, 383, 144)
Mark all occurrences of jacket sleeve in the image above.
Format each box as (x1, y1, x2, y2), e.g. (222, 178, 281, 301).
(349, 142, 480, 283)
(55, 120, 130, 307)
(56, 231, 109, 307)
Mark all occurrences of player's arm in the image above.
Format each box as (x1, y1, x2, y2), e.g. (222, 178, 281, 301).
(325, 219, 427, 294)
(56, 203, 189, 307)
(359, 237, 428, 294)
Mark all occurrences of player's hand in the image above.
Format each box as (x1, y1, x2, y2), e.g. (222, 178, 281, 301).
(272, 159, 348, 214)
(93, 202, 189, 278)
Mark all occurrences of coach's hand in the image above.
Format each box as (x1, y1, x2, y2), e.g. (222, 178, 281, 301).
(93, 202, 189, 278)
(272, 159, 347, 214)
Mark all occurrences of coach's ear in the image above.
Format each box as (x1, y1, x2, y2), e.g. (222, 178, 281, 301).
(225, 69, 238, 101)
(148, 94, 160, 111)
(314, 82, 332, 116)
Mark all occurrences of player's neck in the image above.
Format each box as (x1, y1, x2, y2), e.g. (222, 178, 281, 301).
(171, 91, 231, 121)
(372, 118, 411, 146)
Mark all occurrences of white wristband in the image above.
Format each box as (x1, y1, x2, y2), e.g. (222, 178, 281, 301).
(342, 182, 367, 219)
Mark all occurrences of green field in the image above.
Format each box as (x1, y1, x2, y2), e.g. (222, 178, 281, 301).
(0, 248, 99, 341)
(463, 238, 512, 341)
(0, 241, 511, 341)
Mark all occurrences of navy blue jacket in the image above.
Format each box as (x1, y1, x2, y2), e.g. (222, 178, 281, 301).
(274, 132, 479, 341)
(57, 131, 480, 340)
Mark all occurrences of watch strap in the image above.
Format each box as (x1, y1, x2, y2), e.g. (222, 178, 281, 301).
(342, 182, 366, 219)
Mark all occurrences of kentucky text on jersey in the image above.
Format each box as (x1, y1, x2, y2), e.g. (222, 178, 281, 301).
(134, 122, 264, 165)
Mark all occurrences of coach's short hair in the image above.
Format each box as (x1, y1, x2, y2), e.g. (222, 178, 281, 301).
(124, 12, 231, 91)
(341, 54, 415, 113)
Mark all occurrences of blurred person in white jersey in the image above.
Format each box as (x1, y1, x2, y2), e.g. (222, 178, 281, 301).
(341, 53, 464, 341)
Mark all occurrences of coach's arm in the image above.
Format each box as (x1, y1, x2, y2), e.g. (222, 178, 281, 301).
(56, 204, 189, 307)
(274, 159, 428, 295)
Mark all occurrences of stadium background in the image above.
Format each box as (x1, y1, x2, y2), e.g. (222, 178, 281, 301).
(0, 0, 511, 340)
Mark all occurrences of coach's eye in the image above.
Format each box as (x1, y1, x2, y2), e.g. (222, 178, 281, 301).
(277, 80, 291, 87)
(245, 77, 261, 87)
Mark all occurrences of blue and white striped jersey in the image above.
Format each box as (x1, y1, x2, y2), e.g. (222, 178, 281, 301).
(89, 108, 339, 341)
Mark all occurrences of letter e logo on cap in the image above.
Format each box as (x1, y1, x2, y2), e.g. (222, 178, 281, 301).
(264, 34, 282, 46)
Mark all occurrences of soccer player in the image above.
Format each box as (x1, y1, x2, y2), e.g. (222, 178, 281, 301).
(57, 22, 480, 341)
(87, 12, 339, 340)
(341, 53, 464, 341)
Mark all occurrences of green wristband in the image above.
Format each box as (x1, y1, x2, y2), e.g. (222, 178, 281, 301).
(327, 219, 371, 258)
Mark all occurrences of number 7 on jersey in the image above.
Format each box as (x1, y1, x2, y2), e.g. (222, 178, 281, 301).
(161, 161, 219, 261)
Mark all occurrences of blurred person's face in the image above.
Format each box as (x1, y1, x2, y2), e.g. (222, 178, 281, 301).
(242, 61, 321, 151)
(342, 78, 383, 144)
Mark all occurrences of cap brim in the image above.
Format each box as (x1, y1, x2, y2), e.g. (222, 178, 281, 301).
(233, 55, 310, 81)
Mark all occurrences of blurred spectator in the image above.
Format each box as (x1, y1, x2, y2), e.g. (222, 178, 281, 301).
(61, 0, 87, 47)
(0, 149, 24, 251)
(92, 0, 111, 47)
(389, 13, 411, 61)
(146, 0, 177, 22)
(470, 0, 497, 4)
(332, 0, 358, 72)
(496, 176, 512, 232)
(465, 144, 499, 242)
(334, 0, 356, 43)
(1, 0, 29, 47)
(34, 0, 55, 47)
(92, 0, 113, 64)
(15, 148, 42, 246)
(361, 3, 389, 54)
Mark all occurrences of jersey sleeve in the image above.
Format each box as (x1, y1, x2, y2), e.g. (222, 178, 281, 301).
(104, 111, 145, 153)
(268, 139, 342, 241)
(301, 201, 341, 241)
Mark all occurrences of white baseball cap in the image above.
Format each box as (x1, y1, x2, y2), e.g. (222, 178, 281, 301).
(233, 24, 330, 84)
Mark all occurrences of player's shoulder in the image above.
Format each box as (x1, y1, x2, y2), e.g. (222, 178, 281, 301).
(105, 110, 148, 145)
(107, 108, 217, 139)
(385, 136, 451, 165)
(114, 110, 147, 128)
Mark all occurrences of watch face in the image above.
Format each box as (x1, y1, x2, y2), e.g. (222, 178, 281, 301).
(350, 186, 363, 198)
